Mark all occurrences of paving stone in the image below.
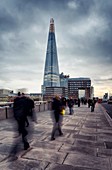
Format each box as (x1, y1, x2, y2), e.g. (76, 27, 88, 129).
(98, 148, 112, 157)
(72, 134, 96, 141)
(0, 158, 48, 170)
(60, 143, 96, 156)
(64, 153, 110, 170)
(0, 104, 111, 169)
(22, 148, 67, 164)
(32, 140, 61, 150)
(97, 135, 112, 142)
(46, 163, 100, 170)
(75, 139, 105, 148)
(97, 129, 112, 134)
(79, 130, 97, 136)
(0, 153, 8, 162)
(78, 126, 97, 133)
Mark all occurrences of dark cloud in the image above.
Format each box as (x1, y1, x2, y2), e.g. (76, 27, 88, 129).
(0, 0, 112, 95)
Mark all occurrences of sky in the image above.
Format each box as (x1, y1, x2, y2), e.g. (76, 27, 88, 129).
(0, 0, 112, 97)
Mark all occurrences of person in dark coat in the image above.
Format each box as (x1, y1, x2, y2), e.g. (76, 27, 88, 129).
(91, 98, 96, 112)
(13, 92, 35, 150)
(88, 98, 92, 108)
(67, 97, 74, 115)
(51, 96, 63, 140)
(78, 98, 80, 107)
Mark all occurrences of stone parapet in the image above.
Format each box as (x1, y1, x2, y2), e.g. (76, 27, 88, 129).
(0, 102, 52, 120)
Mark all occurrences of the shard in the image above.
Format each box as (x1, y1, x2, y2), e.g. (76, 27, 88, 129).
(42, 18, 60, 94)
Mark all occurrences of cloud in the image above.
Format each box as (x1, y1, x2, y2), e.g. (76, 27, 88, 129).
(0, 0, 112, 96)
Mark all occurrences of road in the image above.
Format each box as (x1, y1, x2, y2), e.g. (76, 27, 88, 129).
(101, 102, 112, 118)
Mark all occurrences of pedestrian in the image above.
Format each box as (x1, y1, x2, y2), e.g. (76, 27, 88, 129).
(91, 98, 96, 112)
(67, 97, 74, 115)
(51, 96, 64, 140)
(21, 93, 29, 127)
(88, 98, 92, 108)
(61, 96, 67, 109)
(13, 92, 35, 150)
(78, 98, 80, 107)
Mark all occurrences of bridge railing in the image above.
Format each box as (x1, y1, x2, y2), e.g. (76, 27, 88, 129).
(0, 101, 52, 120)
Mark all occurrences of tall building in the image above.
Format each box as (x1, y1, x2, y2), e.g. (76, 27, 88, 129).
(68, 78, 91, 99)
(42, 18, 60, 94)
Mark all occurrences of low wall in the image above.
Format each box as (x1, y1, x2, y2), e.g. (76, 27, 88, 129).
(0, 108, 6, 120)
(0, 102, 52, 120)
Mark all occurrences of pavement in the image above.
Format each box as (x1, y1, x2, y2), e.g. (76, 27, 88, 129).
(0, 103, 112, 170)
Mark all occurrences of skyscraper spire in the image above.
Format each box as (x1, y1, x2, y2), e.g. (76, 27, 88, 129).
(42, 18, 60, 94)
(49, 18, 55, 32)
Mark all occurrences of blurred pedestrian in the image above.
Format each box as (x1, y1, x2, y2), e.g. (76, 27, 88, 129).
(78, 98, 80, 107)
(13, 92, 35, 150)
(61, 96, 67, 109)
(91, 97, 96, 112)
(88, 98, 92, 108)
(67, 97, 74, 115)
(51, 96, 64, 140)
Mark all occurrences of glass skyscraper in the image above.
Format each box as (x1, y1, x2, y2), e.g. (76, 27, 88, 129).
(42, 18, 60, 94)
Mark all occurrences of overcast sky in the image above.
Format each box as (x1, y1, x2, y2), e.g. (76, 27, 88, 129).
(0, 0, 112, 97)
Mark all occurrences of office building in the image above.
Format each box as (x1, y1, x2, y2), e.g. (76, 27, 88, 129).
(68, 78, 91, 99)
(42, 18, 60, 95)
(43, 86, 68, 101)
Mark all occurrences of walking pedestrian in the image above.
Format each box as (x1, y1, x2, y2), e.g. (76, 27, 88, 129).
(51, 96, 64, 140)
(91, 98, 96, 112)
(13, 92, 35, 150)
(78, 98, 80, 107)
(67, 97, 74, 115)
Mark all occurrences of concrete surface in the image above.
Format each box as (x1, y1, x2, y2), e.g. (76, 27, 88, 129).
(0, 103, 112, 170)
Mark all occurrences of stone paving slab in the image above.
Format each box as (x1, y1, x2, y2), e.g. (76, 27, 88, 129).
(59, 143, 96, 156)
(46, 163, 102, 170)
(22, 148, 67, 164)
(0, 104, 112, 169)
(0, 158, 48, 170)
(75, 139, 105, 148)
(64, 153, 110, 170)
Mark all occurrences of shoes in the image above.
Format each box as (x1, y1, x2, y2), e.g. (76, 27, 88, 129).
(51, 137, 55, 141)
(24, 142, 30, 150)
(59, 133, 63, 136)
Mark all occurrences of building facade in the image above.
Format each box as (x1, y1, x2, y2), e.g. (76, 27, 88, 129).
(68, 78, 91, 99)
(43, 87, 68, 101)
(0, 89, 12, 96)
(42, 18, 60, 95)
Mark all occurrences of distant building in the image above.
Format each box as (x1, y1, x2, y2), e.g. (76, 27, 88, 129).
(0, 89, 13, 102)
(90, 86, 94, 99)
(43, 87, 68, 101)
(0, 89, 12, 96)
(30, 93, 42, 101)
(68, 78, 91, 99)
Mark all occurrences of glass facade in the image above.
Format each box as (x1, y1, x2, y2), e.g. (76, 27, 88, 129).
(43, 18, 60, 91)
